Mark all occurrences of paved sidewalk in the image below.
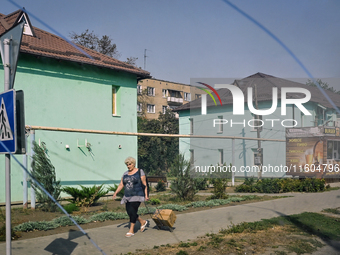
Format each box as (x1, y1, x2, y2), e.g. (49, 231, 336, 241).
(1, 188, 340, 255)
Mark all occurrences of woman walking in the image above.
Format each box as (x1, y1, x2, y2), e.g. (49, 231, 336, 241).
(112, 157, 149, 237)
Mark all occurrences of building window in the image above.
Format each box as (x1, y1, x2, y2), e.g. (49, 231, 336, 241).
(112, 86, 117, 115)
(162, 89, 168, 98)
(189, 118, 194, 135)
(217, 115, 223, 133)
(218, 149, 224, 165)
(195, 94, 201, 99)
(137, 103, 143, 112)
(147, 87, 155, 96)
(137, 85, 142, 94)
(327, 140, 340, 160)
(162, 105, 168, 114)
(168, 90, 181, 98)
(147, 104, 155, 113)
(184, 92, 191, 101)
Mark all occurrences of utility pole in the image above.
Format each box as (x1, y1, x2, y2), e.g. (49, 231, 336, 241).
(254, 84, 263, 179)
(144, 49, 148, 70)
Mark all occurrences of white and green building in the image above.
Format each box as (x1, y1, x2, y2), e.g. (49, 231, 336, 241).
(175, 73, 340, 178)
(0, 10, 150, 204)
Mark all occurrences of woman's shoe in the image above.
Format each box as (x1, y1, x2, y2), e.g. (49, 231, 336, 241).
(125, 232, 134, 237)
(140, 220, 148, 232)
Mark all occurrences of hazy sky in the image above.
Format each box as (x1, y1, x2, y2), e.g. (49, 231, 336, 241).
(2, 0, 340, 88)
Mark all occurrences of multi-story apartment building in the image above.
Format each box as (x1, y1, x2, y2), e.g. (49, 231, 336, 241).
(137, 78, 203, 119)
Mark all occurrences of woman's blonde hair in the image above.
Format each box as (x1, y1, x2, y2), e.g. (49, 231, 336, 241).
(124, 156, 136, 166)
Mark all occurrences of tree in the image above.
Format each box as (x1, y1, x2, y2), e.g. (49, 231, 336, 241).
(125, 57, 138, 66)
(31, 142, 61, 212)
(170, 154, 198, 201)
(70, 29, 139, 64)
(70, 29, 120, 58)
(306, 79, 340, 94)
(137, 109, 179, 176)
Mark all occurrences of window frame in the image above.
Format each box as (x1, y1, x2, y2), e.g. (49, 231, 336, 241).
(147, 87, 155, 96)
(327, 140, 340, 160)
(137, 85, 142, 94)
(184, 92, 191, 101)
(147, 104, 155, 113)
(162, 89, 168, 98)
(112, 86, 117, 116)
(137, 103, 143, 112)
(162, 105, 168, 114)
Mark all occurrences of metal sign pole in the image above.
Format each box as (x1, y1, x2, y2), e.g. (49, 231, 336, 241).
(4, 38, 12, 255)
(0, 21, 24, 255)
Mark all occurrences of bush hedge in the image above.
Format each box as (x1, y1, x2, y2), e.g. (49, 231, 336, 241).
(235, 178, 329, 193)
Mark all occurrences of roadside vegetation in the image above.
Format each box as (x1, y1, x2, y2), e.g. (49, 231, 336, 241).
(235, 177, 331, 193)
(10, 194, 267, 233)
(135, 211, 340, 255)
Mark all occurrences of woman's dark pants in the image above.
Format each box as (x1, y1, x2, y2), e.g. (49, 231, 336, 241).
(126, 201, 141, 223)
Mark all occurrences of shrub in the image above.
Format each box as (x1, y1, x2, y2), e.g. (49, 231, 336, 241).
(195, 178, 208, 190)
(107, 184, 125, 198)
(138, 206, 156, 215)
(210, 178, 229, 199)
(53, 216, 89, 226)
(256, 178, 281, 193)
(90, 212, 129, 222)
(61, 203, 80, 214)
(31, 142, 61, 212)
(158, 204, 187, 212)
(170, 154, 198, 201)
(187, 198, 245, 208)
(149, 198, 161, 205)
(0, 210, 20, 241)
(235, 178, 329, 193)
(155, 180, 166, 192)
(0, 225, 21, 241)
(62, 184, 107, 205)
(14, 221, 58, 232)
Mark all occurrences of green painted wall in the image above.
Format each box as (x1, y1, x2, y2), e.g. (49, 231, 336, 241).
(0, 54, 138, 203)
(179, 100, 337, 178)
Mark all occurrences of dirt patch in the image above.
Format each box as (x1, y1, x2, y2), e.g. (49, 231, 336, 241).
(134, 225, 326, 255)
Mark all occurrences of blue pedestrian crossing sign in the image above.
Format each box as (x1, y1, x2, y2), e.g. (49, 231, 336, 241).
(0, 89, 16, 153)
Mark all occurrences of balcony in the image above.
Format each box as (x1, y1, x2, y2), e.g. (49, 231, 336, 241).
(167, 97, 183, 105)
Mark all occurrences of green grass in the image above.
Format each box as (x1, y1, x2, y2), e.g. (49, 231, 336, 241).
(322, 208, 340, 215)
(327, 186, 340, 191)
(221, 212, 340, 241)
(287, 239, 324, 255)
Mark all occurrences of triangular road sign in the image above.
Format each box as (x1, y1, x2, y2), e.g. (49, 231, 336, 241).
(0, 21, 24, 88)
(0, 97, 13, 141)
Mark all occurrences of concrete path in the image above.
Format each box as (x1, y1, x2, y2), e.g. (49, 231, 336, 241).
(1, 188, 340, 255)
